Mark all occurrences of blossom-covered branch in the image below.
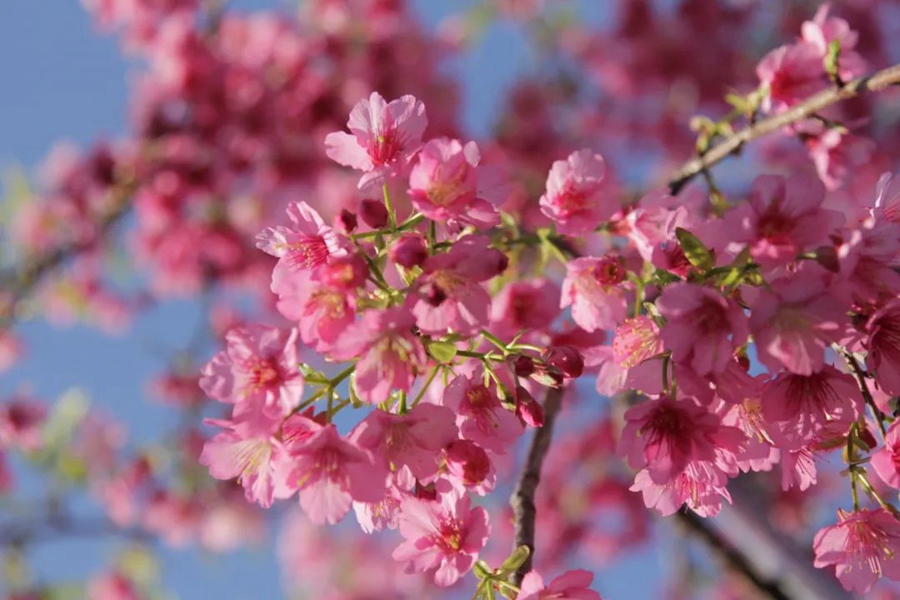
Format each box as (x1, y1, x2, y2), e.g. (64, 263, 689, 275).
(669, 62, 900, 194)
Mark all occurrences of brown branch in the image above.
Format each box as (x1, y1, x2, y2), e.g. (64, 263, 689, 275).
(675, 510, 791, 600)
(509, 386, 563, 586)
(668, 63, 900, 195)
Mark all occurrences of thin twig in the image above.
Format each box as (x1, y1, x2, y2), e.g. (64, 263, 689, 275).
(509, 386, 563, 586)
(675, 510, 791, 600)
(668, 63, 900, 194)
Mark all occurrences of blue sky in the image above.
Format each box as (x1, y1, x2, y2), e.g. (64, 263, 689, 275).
(0, 2, 660, 598)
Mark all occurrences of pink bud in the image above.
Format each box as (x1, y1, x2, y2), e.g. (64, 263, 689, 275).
(515, 386, 545, 427)
(512, 355, 536, 377)
(336, 209, 357, 234)
(359, 199, 389, 229)
(390, 234, 428, 268)
(543, 345, 585, 379)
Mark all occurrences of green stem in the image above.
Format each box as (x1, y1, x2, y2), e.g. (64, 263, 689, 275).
(383, 184, 397, 229)
(412, 365, 441, 408)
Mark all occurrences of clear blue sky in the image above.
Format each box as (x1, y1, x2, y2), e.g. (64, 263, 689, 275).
(0, 2, 659, 598)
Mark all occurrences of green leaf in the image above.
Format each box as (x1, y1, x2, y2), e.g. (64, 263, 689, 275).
(497, 545, 530, 575)
(675, 227, 714, 271)
(427, 340, 458, 364)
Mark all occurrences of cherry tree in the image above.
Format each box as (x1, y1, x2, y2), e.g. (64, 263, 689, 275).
(5, 1, 900, 598)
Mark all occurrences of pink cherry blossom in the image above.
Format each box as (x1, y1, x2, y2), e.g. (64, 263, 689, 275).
(200, 411, 304, 508)
(330, 307, 428, 404)
(611, 315, 663, 369)
(392, 490, 489, 587)
(441, 439, 496, 496)
(656, 283, 749, 376)
(721, 174, 843, 270)
(518, 569, 602, 600)
(761, 366, 861, 444)
(630, 461, 733, 518)
(410, 236, 507, 336)
(814, 508, 900, 593)
(350, 403, 459, 486)
(561, 255, 629, 333)
(866, 299, 900, 396)
(256, 200, 347, 274)
(490, 278, 560, 338)
(441, 368, 524, 454)
(757, 41, 826, 113)
(872, 421, 900, 489)
(540, 149, 612, 235)
(325, 92, 427, 190)
(407, 138, 505, 227)
(619, 395, 743, 485)
(0, 396, 47, 451)
(199, 324, 304, 418)
(748, 273, 849, 376)
(285, 424, 388, 525)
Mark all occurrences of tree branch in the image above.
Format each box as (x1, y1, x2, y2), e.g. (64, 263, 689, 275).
(0, 181, 134, 331)
(668, 63, 900, 195)
(509, 386, 563, 586)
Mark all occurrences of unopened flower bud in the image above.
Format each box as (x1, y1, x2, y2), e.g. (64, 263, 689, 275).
(512, 355, 536, 377)
(336, 208, 357, 234)
(390, 234, 428, 268)
(358, 198, 389, 229)
(543, 345, 585, 379)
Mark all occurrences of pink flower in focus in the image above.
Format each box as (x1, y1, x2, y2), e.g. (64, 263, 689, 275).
(540, 149, 611, 235)
(656, 283, 749, 376)
(721, 174, 842, 270)
(872, 421, 900, 489)
(619, 395, 743, 485)
(272, 256, 366, 351)
(561, 255, 629, 333)
(200, 411, 304, 508)
(411, 236, 507, 337)
(256, 201, 347, 272)
(866, 299, 900, 396)
(490, 278, 560, 338)
(801, 4, 866, 82)
(442, 368, 524, 454)
(325, 92, 427, 190)
(199, 324, 304, 418)
(393, 491, 490, 587)
(630, 461, 733, 518)
(442, 439, 496, 496)
(286, 424, 387, 525)
(612, 316, 663, 369)
(408, 138, 505, 228)
(518, 569, 602, 600)
(748, 274, 848, 376)
(814, 508, 900, 593)
(761, 366, 861, 443)
(351, 403, 459, 486)
(330, 307, 428, 404)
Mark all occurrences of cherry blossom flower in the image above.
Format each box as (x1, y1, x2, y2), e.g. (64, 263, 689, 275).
(325, 92, 427, 190)
(872, 421, 900, 488)
(866, 299, 900, 396)
(407, 138, 505, 227)
(330, 307, 428, 404)
(200, 411, 303, 508)
(656, 283, 749, 376)
(199, 324, 304, 418)
(350, 403, 459, 487)
(761, 366, 861, 443)
(518, 569, 602, 600)
(561, 255, 629, 333)
(441, 368, 524, 454)
(814, 508, 900, 593)
(540, 149, 612, 235)
(285, 424, 388, 525)
(393, 490, 490, 587)
(410, 236, 507, 336)
(619, 395, 743, 485)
